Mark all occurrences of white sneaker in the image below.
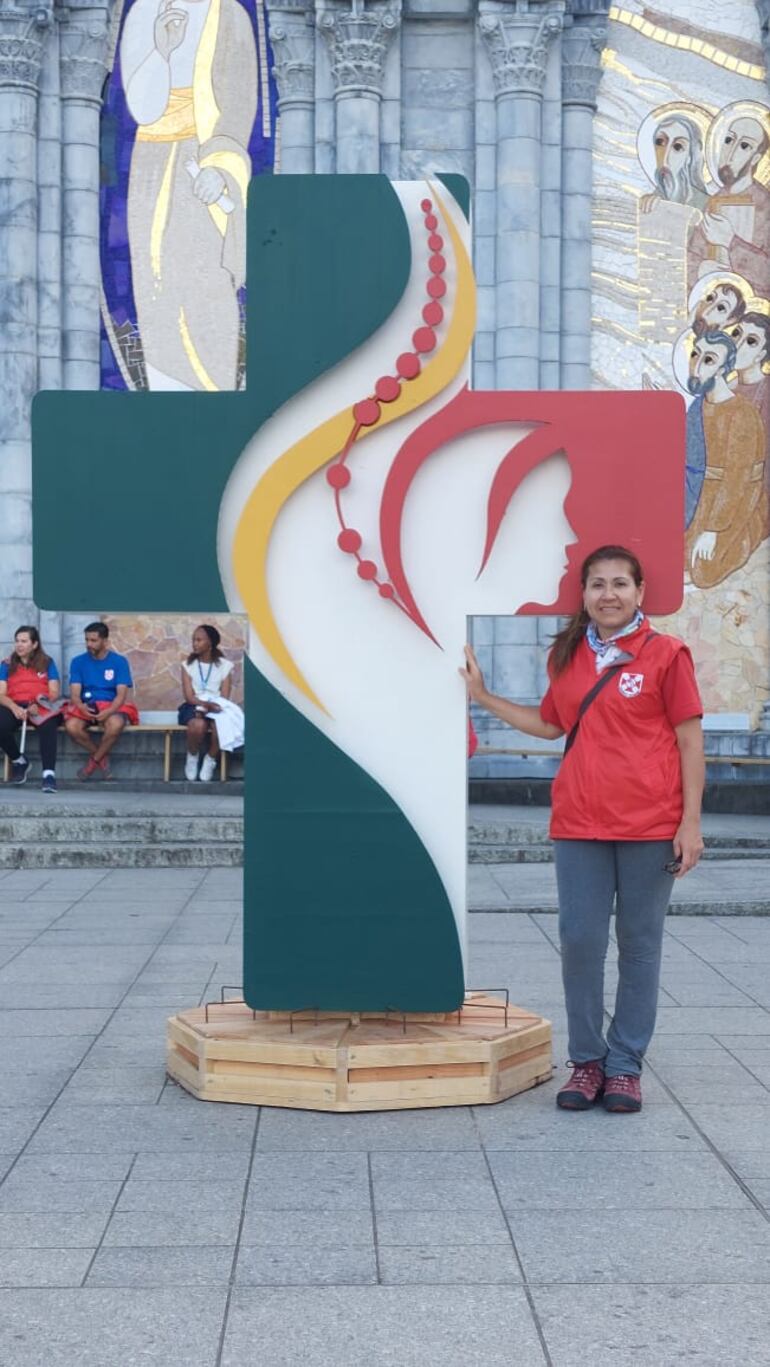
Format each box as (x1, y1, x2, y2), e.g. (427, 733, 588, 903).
(199, 754, 217, 782)
(184, 753, 199, 781)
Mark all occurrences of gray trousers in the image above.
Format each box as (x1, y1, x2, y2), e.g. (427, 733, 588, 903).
(553, 839, 675, 1077)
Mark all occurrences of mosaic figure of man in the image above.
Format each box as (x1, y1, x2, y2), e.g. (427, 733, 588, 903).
(121, 0, 257, 391)
(640, 114, 709, 212)
(685, 330, 767, 588)
(688, 108, 770, 296)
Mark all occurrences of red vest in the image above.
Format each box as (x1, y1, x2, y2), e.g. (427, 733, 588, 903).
(546, 625, 691, 841)
(3, 663, 51, 705)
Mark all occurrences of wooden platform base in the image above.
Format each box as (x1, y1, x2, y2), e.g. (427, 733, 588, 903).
(166, 994, 553, 1111)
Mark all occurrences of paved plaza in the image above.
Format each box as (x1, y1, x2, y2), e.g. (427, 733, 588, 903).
(2, 862, 770, 1365)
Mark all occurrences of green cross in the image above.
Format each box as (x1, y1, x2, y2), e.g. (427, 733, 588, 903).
(33, 175, 467, 1012)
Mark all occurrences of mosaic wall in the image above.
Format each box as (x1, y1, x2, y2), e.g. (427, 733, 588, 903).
(594, 2, 769, 723)
(98, 0, 276, 704)
(103, 614, 246, 711)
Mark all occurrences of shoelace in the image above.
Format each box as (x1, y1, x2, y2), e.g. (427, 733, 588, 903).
(606, 1074, 638, 1092)
(567, 1062, 603, 1085)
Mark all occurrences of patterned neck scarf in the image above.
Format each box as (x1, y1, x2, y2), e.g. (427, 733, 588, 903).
(585, 609, 644, 673)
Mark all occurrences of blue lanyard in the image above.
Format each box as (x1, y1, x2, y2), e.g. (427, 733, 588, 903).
(197, 661, 213, 688)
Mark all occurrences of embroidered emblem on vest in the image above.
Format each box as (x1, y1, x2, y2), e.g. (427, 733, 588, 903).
(618, 672, 644, 698)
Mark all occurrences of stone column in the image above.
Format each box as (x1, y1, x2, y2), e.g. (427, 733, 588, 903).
(0, 2, 51, 647)
(560, 2, 607, 389)
(478, 1, 563, 391)
(318, 0, 400, 175)
(270, 1, 316, 173)
(59, 7, 109, 391)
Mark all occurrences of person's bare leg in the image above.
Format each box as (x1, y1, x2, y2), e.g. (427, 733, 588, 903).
(207, 720, 220, 758)
(65, 718, 97, 755)
(92, 715, 126, 763)
(186, 718, 208, 754)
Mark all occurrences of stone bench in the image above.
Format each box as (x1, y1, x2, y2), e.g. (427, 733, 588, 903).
(2, 720, 235, 783)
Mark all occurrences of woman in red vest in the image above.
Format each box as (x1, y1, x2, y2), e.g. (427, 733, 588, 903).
(0, 626, 62, 793)
(461, 544, 704, 1113)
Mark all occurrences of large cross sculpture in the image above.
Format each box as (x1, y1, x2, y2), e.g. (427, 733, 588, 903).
(33, 175, 685, 1013)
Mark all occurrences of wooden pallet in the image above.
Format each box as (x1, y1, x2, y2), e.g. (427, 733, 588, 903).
(166, 994, 553, 1111)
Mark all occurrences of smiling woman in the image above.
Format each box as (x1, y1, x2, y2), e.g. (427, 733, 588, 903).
(461, 543, 705, 1116)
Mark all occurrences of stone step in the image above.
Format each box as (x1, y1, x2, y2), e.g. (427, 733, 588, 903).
(0, 816, 244, 844)
(468, 823, 770, 850)
(469, 843, 770, 864)
(0, 841, 244, 870)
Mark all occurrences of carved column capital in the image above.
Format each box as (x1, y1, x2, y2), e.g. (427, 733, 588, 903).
(561, 19, 606, 108)
(271, 17, 315, 109)
(317, 1, 400, 98)
(478, 8, 564, 99)
(60, 14, 110, 105)
(0, 4, 51, 94)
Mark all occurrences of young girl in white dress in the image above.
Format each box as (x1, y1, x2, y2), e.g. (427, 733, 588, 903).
(180, 624, 233, 781)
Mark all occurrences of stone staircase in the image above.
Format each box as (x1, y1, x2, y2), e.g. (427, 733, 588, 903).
(0, 791, 244, 868)
(0, 793, 766, 873)
(469, 818, 770, 864)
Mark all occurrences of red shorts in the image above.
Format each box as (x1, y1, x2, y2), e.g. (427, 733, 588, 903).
(64, 700, 139, 726)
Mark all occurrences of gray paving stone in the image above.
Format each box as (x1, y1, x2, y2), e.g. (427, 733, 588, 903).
(61, 1068, 166, 1105)
(235, 1245, 378, 1286)
(10, 1154, 132, 1182)
(27, 1103, 257, 1153)
(648, 1062, 770, 1105)
(0, 1009, 111, 1037)
(0, 1214, 109, 1248)
(687, 1104, 770, 1150)
(533, 1284, 770, 1367)
(87, 1245, 233, 1287)
(249, 1151, 369, 1185)
(240, 1209, 374, 1247)
(376, 1210, 511, 1246)
(653, 1007, 770, 1034)
(379, 1244, 521, 1285)
(474, 1090, 705, 1151)
(130, 1151, 251, 1181)
(247, 1174, 371, 1212)
(3, 1036, 96, 1070)
(0, 1177, 123, 1215)
(103, 1208, 240, 1247)
(512, 1208, 770, 1283)
(0, 1108, 47, 1151)
(1, 1071, 72, 1107)
(116, 1179, 245, 1214)
(256, 1107, 481, 1152)
(0, 1248, 93, 1288)
(369, 1151, 489, 1181)
(372, 1176, 500, 1214)
(0, 1288, 227, 1367)
(222, 1286, 546, 1366)
(0, 984, 124, 1009)
(487, 1151, 750, 1210)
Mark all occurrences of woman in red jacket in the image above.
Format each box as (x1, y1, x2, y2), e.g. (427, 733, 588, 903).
(462, 545, 704, 1114)
(0, 625, 62, 792)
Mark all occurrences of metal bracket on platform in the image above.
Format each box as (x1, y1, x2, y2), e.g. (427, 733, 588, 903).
(460, 988, 510, 1026)
(204, 986, 254, 1024)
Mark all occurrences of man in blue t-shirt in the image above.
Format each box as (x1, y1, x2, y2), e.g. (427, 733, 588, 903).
(65, 622, 138, 780)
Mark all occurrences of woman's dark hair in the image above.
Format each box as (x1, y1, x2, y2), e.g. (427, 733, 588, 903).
(8, 625, 50, 676)
(187, 623, 223, 665)
(549, 545, 644, 675)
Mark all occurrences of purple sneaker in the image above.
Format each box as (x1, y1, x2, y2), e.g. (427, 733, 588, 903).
(556, 1060, 605, 1110)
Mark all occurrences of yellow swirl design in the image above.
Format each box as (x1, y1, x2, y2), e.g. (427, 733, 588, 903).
(231, 184, 477, 712)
